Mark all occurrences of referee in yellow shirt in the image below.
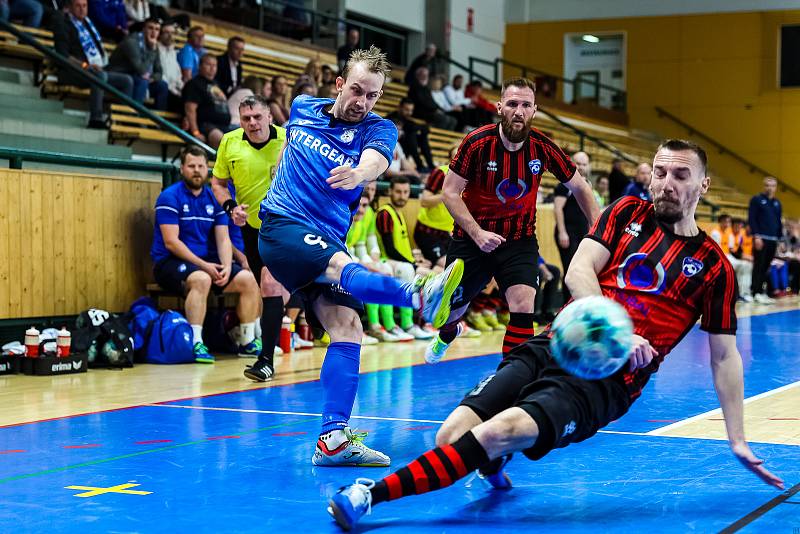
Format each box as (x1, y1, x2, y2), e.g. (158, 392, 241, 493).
(211, 95, 287, 381)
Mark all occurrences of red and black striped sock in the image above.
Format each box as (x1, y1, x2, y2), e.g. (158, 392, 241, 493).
(369, 431, 489, 505)
(502, 312, 535, 356)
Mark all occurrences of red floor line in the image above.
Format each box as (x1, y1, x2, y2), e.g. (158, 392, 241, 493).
(0, 351, 500, 429)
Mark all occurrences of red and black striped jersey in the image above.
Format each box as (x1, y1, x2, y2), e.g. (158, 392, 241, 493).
(426, 167, 445, 194)
(587, 197, 737, 366)
(449, 124, 576, 240)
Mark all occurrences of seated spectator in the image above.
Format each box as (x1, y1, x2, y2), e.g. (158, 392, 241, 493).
(183, 54, 232, 148)
(89, 0, 127, 41)
(317, 64, 336, 97)
(0, 0, 43, 27)
(215, 35, 244, 97)
(444, 73, 489, 129)
(622, 162, 652, 201)
(414, 145, 456, 268)
(713, 214, 753, 302)
(123, 0, 147, 32)
(260, 76, 272, 99)
(387, 98, 435, 171)
(384, 117, 422, 184)
(107, 17, 168, 109)
(303, 58, 322, 88)
(374, 176, 433, 341)
(464, 80, 496, 116)
(293, 80, 317, 98)
(150, 145, 262, 363)
(227, 75, 263, 127)
(443, 74, 471, 109)
(533, 256, 560, 325)
(607, 157, 629, 202)
(267, 75, 290, 125)
(430, 74, 464, 131)
(156, 21, 183, 112)
(593, 173, 609, 207)
(404, 43, 438, 86)
(178, 25, 205, 83)
(336, 27, 359, 74)
(53, 0, 134, 129)
(408, 66, 457, 131)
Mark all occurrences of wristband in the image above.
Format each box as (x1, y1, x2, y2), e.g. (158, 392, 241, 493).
(223, 199, 238, 216)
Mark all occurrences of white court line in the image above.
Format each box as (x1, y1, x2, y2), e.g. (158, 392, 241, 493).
(646, 379, 800, 436)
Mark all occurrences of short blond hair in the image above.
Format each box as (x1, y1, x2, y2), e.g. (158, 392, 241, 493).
(342, 45, 391, 83)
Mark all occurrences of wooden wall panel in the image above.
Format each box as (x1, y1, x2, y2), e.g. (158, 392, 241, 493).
(0, 169, 161, 319)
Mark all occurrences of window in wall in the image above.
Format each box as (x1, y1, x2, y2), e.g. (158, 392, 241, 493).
(780, 24, 800, 88)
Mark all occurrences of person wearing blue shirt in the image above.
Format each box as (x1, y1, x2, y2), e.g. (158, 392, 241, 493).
(748, 176, 782, 303)
(151, 145, 261, 363)
(256, 46, 464, 467)
(622, 162, 652, 201)
(177, 25, 206, 82)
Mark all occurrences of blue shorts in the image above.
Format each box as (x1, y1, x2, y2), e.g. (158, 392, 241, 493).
(153, 256, 244, 295)
(259, 212, 362, 327)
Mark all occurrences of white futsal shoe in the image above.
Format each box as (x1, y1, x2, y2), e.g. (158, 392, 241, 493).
(313, 427, 390, 467)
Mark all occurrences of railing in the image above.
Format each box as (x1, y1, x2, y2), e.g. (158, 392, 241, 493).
(0, 147, 178, 187)
(464, 56, 627, 112)
(193, 0, 407, 65)
(655, 106, 800, 197)
(0, 18, 215, 156)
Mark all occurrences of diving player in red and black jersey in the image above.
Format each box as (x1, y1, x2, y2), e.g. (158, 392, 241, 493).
(327, 139, 783, 532)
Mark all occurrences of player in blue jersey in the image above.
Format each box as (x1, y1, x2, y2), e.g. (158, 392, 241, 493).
(254, 46, 464, 467)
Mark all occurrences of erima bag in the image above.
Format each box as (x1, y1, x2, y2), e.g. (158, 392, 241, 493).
(73, 308, 134, 368)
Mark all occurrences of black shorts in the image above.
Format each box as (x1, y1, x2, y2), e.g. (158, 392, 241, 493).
(445, 237, 540, 309)
(459, 334, 635, 461)
(241, 224, 265, 279)
(413, 225, 450, 264)
(153, 256, 244, 295)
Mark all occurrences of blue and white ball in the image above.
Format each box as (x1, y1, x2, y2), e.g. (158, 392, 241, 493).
(550, 296, 633, 380)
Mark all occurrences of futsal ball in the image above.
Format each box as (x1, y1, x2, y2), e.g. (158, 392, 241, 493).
(549, 296, 633, 380)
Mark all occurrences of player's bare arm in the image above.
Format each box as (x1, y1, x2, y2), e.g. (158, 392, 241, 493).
(553, 194, 570, 248)
(566, 237, 657, 371)
(564, 170, 602, 224)
(327, 148, 389, 190)
(442, 170, 506, 252)
(708, 333, 784, 489)
(210, 177, 249, 227)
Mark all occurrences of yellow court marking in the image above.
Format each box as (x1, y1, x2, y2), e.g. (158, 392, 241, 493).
(65, 483, 152, 498)
(648, 381, 800, 446)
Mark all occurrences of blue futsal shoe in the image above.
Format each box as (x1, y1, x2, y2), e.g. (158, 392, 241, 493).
(416, 258, 464, 328)
(237, 338, 261, 358)
(328, 477, 374, 531)
(477, 453, 513, 490)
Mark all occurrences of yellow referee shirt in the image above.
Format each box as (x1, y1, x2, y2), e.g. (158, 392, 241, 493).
(212, 125, 286, 229)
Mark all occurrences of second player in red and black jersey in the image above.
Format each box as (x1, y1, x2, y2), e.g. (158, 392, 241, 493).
(425, 77, 601, 363)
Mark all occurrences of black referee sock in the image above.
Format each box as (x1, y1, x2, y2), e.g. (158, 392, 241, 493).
(259, 296, 284, 364)
(502, 312, 535, 356)
(370, 431, 489, 505)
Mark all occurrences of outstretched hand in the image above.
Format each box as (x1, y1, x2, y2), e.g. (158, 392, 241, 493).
(731, 441, 784, 490)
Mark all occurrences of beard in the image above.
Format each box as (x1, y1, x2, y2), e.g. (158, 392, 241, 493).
(500, 115, 530, 143)
(653, 197, 684, 224)
(183, 174, 205, 191)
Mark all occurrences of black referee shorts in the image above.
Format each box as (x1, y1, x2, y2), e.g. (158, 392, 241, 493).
(241, 224, 265, 280)
(445, 237, 539, 309)
(459, 334, 636, 461)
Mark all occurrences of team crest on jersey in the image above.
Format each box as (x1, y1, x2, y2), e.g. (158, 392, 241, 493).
(296, 119, 313, 125)
(340, 129, 357, 143)
(617, 252, 666, 293)
(528, 159, 542, 174)
(495, 179, 528, 206)
(205, 205, 214, 215)
(486, 160, 498, 172)
(682, 257, 704, 277)
(183, 204, 189, 212)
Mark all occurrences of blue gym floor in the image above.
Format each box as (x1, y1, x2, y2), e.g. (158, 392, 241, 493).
(1, 310, 798, 533)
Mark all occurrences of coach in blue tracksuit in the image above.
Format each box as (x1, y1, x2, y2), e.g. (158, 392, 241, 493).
(748, 176, 782, 302)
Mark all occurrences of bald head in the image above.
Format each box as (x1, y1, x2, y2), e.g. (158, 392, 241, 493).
(572, 151, 591, 180)
(636, 163, 652, 186)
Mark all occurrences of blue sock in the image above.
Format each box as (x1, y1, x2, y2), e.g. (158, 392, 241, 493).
(320, 342, 362, 434)
(340, 262, 415, 308)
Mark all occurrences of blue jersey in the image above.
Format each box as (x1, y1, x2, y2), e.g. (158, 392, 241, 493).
(260, 94, 397, 247)
(151, 182, 228, 264)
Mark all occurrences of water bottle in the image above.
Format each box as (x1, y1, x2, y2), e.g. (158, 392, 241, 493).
(25, 327, 40, 358)
(57, 327, 72, 357)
